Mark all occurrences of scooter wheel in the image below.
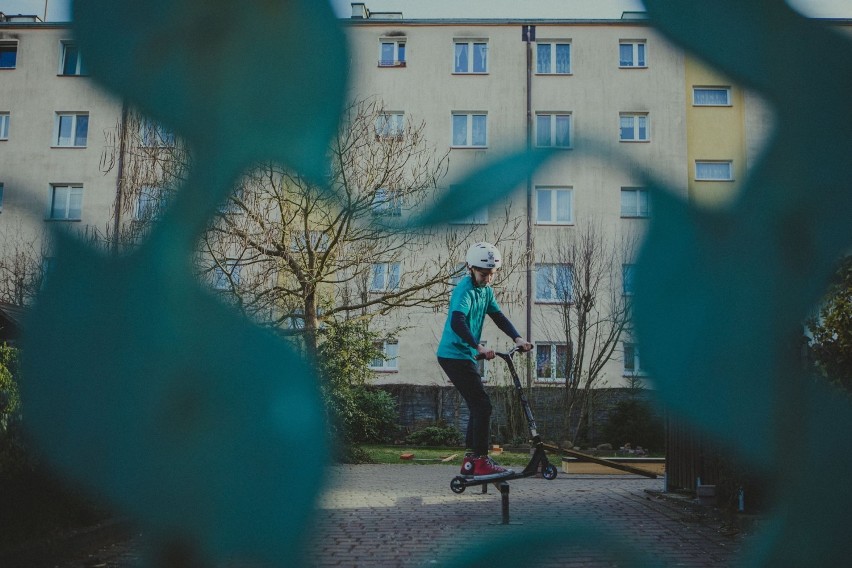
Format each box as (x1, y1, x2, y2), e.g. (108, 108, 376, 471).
(450, 476, 467, 494)
(542, 464, 558, 480)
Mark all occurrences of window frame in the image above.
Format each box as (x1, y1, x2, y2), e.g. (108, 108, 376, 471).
(0, 42, 18, 69)
(59, 41, 87, 76)
(0, 112, 8, 140)
(535, 186, 573, 225)
(535, 342, 569, 383)
(48, 184, 83, 221)
(618, 40, 647, 68)
(534, 263, 573, 303)
(370, 339, 399, 371)
(378, 37, 406, 67)
(369, 262, 401, 292)
(535, 112, 572, 149)
(622, 264, 636, 296)
(212, 260, 242, 291)
(451, 112, 488, 148)
(371, 187, 402, 217)
(53, 112, 89, 148)
(139, 119, 176, 148)
(620, 187, 651, 218)
(453, 39, 489, 74)
(695, 160, 734, 181)
(134, 186, 169, 221)
(619, 113, 649, 142)
(375, 111, 405, 139)
(623, 342, 645, 376)
(692, 86, 731, 106)
(535, 42, 572, 75)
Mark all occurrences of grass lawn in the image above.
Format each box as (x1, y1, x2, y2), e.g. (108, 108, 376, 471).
(361, 445, 534, 466)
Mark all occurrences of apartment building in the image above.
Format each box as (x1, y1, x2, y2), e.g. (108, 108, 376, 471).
(5, 7, 836, 388)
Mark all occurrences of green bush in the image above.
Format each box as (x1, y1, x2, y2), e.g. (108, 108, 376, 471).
(600, 399, 664, 452)
(405, 425, 463, 447)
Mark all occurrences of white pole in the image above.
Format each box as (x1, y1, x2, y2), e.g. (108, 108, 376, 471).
(43, 0, 48, 21)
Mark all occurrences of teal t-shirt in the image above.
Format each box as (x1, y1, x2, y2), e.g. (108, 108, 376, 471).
(436, 274, 501, 361)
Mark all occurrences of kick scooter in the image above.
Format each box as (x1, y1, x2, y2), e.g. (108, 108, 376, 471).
(450, 346, 558, 494)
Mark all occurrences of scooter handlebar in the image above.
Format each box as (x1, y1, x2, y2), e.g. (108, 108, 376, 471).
(475, 345, 529, 360)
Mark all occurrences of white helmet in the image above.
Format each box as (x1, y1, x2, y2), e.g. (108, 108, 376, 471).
(466, 242, 502, 269)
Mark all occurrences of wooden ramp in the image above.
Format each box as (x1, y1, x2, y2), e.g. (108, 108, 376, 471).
(542, 444, 659, 479)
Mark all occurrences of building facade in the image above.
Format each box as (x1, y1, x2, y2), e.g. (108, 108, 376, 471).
(5, 8, 842, 388)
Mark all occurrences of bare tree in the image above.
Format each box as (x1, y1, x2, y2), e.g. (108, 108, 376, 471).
(0, 221, 48, 306)
(535, 221, 635, 444)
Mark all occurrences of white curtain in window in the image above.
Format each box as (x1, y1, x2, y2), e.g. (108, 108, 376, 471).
(694, 88, 729, 105)
(454, 43, 468, 72)
(556, 44, 570, 73)
(471, 114, 486, 146)
(537, 43, 550, 73)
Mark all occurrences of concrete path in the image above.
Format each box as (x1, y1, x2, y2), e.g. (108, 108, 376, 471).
(57, 465, 754, 567)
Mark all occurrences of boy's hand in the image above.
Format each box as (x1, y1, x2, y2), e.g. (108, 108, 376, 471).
(476, 344, 496, 360)
(515, 337, 533, 352)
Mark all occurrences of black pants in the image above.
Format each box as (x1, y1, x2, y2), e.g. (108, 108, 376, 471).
(438, 357, 491, 457)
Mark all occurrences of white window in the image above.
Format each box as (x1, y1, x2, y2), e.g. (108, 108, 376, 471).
(622, 264, 636, 296)
(454, 40, 488, 73)
(693, 87, 731, 106)
(535, 263, 573, 303)
(452, 113, 487, 147)
(619, 113, 649, 142)
(291, 231, 330, 252)
(48, 184, 83, 220)
(140, 119, 175, 147)
(379, 38, 406, 67)
(536, 187, 573, 225)
(370, 262, 400, 292)
(536, 42, 571, 74)
(0, 113, 8, 140)
(535, 113, 571, 148)
(620, 187, 650, 218)
(375, 112, 404, 138)
(536, 343, 568, 382)
(134, 186, 168, 221)
(695, 161, 733, 181)
(623, 342, 645, 375)
(0, 42, 17, 69)
(212, 260, 241, 290)
(619, 41, 646, 68)
(60, 42, 87, 75)
(370, 339, 399, 370)
(54, 113, 89, 147)
(371, 188, 402, 217)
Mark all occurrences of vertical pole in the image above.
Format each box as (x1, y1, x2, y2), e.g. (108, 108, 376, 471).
(481, 483, 488, 494)
(112, 101, 129, 255)
(524, 26, 534, 388)
(500, 482, 510, 524)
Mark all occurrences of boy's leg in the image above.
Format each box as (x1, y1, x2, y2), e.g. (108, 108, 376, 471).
(438, 357, 491, 457)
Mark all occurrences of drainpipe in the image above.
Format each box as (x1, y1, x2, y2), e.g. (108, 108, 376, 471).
(523, 25, 535, 387)
(111, 100, 129, 255)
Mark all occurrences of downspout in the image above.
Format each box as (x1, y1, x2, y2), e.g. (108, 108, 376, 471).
(524, 25, 535, 387)
(111, 100, 129, 255)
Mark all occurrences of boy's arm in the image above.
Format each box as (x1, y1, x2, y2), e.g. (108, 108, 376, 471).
(489, 311, 533, 352)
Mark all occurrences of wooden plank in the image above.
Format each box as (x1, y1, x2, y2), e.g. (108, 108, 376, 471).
(542, 443, 658, 478)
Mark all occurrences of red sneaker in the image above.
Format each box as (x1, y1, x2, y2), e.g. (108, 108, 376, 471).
(460, 454, 476, 477)
(472, 456, 514, 480)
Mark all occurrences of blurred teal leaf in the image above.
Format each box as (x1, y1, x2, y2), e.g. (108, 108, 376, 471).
(73, 0, 348, 183)
(406, 149, 555, 227)
(20, 234, 326, 566)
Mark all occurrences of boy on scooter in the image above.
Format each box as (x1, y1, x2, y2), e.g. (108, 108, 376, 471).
(437, 242, 533, 480)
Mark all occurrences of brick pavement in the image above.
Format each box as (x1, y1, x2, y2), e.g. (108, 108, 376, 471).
(55, 465, 754, 567)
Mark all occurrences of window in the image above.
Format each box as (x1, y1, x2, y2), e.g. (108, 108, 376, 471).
(622, 264, 636, 296)
(536, 42, 571, 74)
(379, 38, 406, 67)
(0, 42, 17, 69)
(370, 262, 400, 292)
(693, 87, 731, 106)
(0, 113, 8, 140)
(49, 185, 83, 220)
(370, 339, 399, 370)
(375, 112, 404, 138)
(212, 261, 241, 290)
(371, 188, 402, 217)
(619, 41, 646, 68)
(536, 343, 568, 382)
(60, 42, 87, 75)
(535, 263, 572, 303)
(134, 187, 169, 221)
(620, 187, 650, 218)
(536, 187, 573, 225)
(623, 342, 645, 375)
(54, 113, 89, 147)
(454, 40, 488, 73)
(695, 161, 733, 181)
(619, 113, 649, 142)
(452, 113, 487, 147)
(140, 119, 175, 147)
(291, 231, 330, 252)
(535, 113, 571, 148)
